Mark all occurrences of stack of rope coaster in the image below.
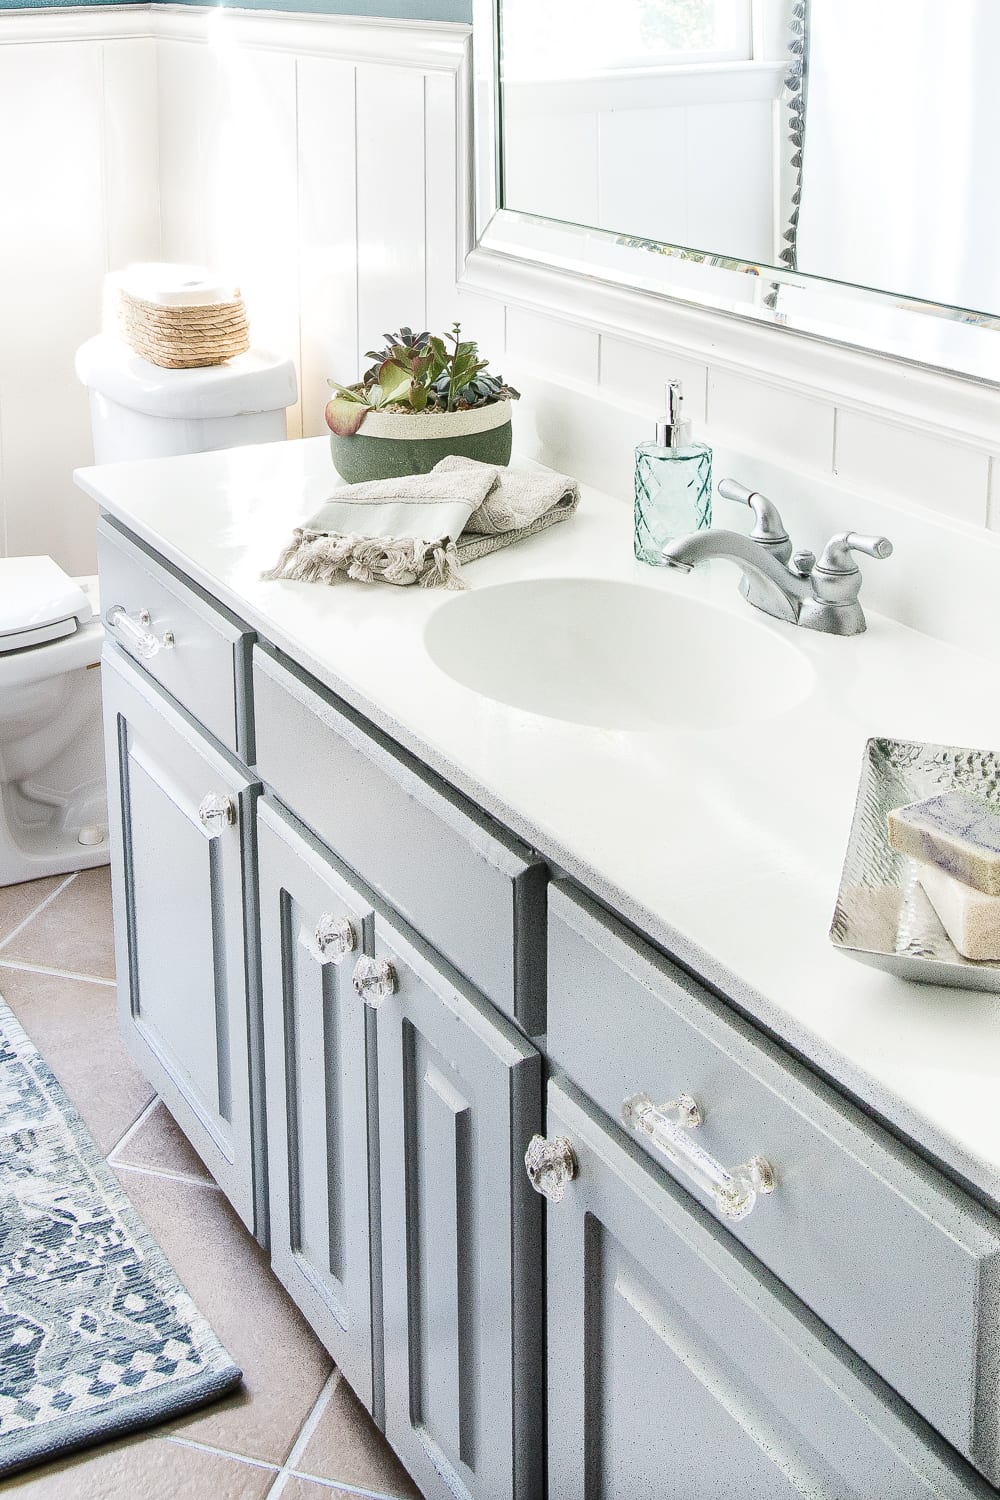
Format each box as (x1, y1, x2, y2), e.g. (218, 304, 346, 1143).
(118, 285, 250, 368)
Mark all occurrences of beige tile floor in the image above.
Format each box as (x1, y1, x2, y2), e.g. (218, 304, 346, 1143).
(0, 868, 423, 1500)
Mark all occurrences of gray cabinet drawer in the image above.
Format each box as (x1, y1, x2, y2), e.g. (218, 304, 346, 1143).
(98, 518, 254, 758)
(545, 1078, 992, 1500)
(548, 882, 1000, 1484)
(252, 644, 547, 1032)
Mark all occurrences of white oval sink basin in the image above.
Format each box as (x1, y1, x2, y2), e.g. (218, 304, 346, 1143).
(424, 578, 813, 731)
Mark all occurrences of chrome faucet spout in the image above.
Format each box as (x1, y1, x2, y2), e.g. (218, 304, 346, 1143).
(661, 478, 893, 637)
(662, 529, 804, 625)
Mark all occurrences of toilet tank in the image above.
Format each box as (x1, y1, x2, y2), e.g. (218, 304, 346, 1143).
(75, 335, 298, 463)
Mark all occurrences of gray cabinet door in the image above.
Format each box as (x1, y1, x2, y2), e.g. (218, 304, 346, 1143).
(102, 645, 257, 1230)
(545, 1079, 991, 1500)
(374, 917, 543, 1500)
(257, 799, 377, 1413)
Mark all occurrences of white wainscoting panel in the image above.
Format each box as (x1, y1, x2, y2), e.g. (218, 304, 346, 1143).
(506, 307, 600, 385)
(707, 368, 836, 476)
(423, 65, 461, 331)
(157, 38, 303, 435)
(156, 39, 215, 271)
(0, 39, 130, 574)
(834, 409, 990, 528)
(599, 337, 708, 427)
(297, 55, 358, 439)
(103, 39, 161, 271)
(355, 65, 427, 361)
(152, 15, 472, 445)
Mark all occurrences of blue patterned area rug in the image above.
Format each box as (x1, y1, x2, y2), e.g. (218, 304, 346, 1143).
(0, 997, 241, 1476)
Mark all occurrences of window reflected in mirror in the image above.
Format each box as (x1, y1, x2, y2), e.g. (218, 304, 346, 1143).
(497, 0, 1000, 321)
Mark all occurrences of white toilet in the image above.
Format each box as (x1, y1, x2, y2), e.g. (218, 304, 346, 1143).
(0, 336, 297, 887)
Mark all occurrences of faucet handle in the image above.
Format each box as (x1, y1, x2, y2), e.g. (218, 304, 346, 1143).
(717, 478, 791, 563)
(812, 531, 893, 608)
(816, 532, 893, 573)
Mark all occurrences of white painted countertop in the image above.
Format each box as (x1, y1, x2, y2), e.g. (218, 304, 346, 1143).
(77, 437, 1000, 1204)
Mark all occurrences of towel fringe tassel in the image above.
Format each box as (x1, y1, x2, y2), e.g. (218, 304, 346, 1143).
(262, 530, 466, 590)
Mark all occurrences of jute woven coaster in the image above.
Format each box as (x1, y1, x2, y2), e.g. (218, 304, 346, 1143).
(118, 287, 250, 368)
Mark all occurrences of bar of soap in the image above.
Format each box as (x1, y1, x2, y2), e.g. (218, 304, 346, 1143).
(887, 790, 1000, 896)
(915, 859, 1000, 961)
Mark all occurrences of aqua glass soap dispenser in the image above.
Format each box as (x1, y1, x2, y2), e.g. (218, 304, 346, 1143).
(634, 381, 712, 565)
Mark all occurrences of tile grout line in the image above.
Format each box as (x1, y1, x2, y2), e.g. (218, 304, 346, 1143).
(105, 1094, 160, 1160)
(113, 1159, 223, 1192)
(0, 958, 116, 988)
(0, 873, 78, 953)
(287, 1476, 410, 1499)
(162, 1432, 281, 1475)
(265, 1369, 341, 1498)
(285, 1472, 412, 1499)
(164, 1387, 407, 1500)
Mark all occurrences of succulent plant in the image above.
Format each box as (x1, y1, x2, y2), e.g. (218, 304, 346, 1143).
(325, 323, 519, 437)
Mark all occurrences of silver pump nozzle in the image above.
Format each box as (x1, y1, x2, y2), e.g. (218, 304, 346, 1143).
(655, 380, 692, 449)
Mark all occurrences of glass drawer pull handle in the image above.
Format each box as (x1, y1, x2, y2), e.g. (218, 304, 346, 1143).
(622, 1091, 775, 1222)
(105, 606, 174, 659)
(302, 913, 356, 966)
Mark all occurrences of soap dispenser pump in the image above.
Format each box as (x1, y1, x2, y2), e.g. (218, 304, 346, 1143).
(634, 381, 713, 565)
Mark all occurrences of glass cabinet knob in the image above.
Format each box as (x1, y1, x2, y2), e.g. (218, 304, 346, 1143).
(312, 913, 357, 965)
(197, 793, 237, 835)
(352, 954, 397, 1009)
(524, 1134, 577, 1203)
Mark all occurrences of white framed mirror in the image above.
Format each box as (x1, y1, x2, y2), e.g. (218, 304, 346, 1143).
(463, 0, 1000, 388)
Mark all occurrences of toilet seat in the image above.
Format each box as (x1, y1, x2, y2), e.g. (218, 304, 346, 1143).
(0, 557, 93, 655)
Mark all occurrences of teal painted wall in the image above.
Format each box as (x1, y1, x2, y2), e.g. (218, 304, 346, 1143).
(156, 0, 471, 15)
(0, 0, 471, 17)
(0, 0, 135, 7)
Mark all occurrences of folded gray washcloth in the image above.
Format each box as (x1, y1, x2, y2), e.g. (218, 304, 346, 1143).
(263, 455, 580, 589)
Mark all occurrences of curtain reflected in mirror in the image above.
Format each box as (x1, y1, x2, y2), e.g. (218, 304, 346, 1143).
(498, 0, 1000, 320)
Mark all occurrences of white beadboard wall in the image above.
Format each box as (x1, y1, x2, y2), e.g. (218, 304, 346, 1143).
(0, 21, 158, 576)
(0, 7, 474, 576)
(1, 5, 999, 588)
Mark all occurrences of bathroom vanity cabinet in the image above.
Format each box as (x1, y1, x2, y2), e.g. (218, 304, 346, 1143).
(98, 511, 1000, 1500)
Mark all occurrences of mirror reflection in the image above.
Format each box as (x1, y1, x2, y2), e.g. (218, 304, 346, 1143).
(498, 0, 1000, 319)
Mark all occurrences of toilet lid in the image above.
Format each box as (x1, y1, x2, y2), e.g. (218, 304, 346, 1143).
(0, 557, 93, 654)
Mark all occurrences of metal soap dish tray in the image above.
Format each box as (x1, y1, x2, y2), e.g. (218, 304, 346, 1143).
(830, 736, 1000, 991)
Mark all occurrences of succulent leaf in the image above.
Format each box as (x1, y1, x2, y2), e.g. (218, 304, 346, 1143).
(325, 397, 368, 436)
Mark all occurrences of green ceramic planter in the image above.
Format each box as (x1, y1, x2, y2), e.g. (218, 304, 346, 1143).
(329, 399, 513, 484)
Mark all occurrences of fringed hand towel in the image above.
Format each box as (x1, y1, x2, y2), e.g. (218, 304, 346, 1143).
(263, 455, 580, 589)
